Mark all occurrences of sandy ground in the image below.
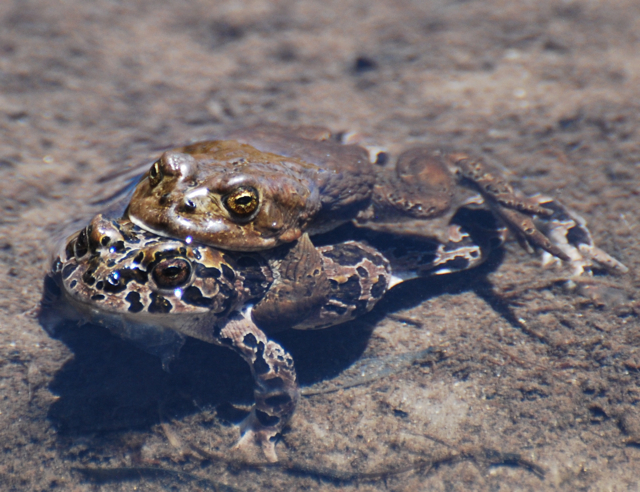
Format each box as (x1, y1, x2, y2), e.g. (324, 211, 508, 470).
(1, 0, 640, 490)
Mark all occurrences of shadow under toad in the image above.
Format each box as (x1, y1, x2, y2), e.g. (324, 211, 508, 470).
(41, 249, 504, 439)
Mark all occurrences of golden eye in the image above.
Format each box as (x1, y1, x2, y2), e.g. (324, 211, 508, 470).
(148, 160, 163, 187)
(152, 258, 192, 289)
(224, 186, 259, 217)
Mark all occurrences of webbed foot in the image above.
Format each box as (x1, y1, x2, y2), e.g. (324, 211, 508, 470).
(447, 153, 572, 259)
(530, 196, 628, 276)
(234, 410, 281, 462)
(447, 154, 627, 274)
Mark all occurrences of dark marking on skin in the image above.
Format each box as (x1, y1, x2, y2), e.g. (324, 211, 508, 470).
(324, 303, 348, 316)
(125, 291, 144, 313)
(100, 236, 110, 247)
(255, 410, 280, 427)
(236, 256, 261, 269)
(371, 276, 387, 298)
(119, 249, 143, 263)
(195, 264, 221, 279)
(149, 292, 173, 314)
(119, 268, 149, 285)
(241, 271, 271, 297)
(119, 227, 142, 244)
(90, 294, 105, 301)
(222, 254, 236, 266)
(360, 249, 386, 267)
(538, 200, 571, 221)
(221, 263, 235, 281)
(337, 275, 362, 303)
(106, 259, 116, 268)
(150, 249, 183, 264)
(253, 342, 270, 374)
(219, 336, 234, 346)
(356, 266, 368, 277)
(243, 333, 258, 348)
(95, 281, 104, 290)
(262, 377, 285, 390)
(111, 241, 126, 253)
(182, 286, 216, 308)
(439, 257, 469, 272)
(375, 152, 388, 165)
(265, 393, 292, 406)
(82, 268, 96, 286)
(566, 225, 591, 247)
(100, 268, 148, 294)
(236, 256, 271, 296)
(133, 252, 144, 264)
(102, 273, 124, 293)
(352, 299, 370, 318)
(322, 244, 366, 266)
(69, 279, 77, 289)
(62, 263, 78, 279)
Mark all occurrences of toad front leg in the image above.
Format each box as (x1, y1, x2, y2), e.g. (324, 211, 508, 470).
(214, 313, 298, 462)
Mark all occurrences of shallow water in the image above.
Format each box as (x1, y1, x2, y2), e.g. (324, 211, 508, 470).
(1, 1, 640, 490)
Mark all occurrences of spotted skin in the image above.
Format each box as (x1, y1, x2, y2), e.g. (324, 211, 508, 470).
(44, 215, 393, 461)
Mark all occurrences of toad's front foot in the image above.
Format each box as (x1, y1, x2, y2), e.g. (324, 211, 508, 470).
(219, 313, 299, 462)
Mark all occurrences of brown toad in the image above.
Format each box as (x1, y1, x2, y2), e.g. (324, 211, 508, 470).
(125, 124, 626, 276)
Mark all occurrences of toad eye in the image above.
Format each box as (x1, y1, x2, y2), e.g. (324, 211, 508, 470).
(151, 258, 192, 289)
(223, 186, 259, 217)
(148, 160, 163, 187)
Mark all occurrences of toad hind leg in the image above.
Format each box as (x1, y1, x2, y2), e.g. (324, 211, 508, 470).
(445, 152, 573, 261)
(448, 154, 627, 275)
(216, 313, 298, 462)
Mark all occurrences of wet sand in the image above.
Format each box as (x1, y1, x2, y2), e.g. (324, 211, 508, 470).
(1, 0, 639, 490)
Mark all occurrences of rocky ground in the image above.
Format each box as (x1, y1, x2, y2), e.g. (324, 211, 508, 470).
(0, 0, 639, 490)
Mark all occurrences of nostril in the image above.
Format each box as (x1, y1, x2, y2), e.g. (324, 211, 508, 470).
(159, 193, 171, 206)
(183, 199, 197, 212)
(74, 228, 89, 258)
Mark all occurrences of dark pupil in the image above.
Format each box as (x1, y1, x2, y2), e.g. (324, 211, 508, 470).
(164, 266, 181, 277)
(235, 195, 253, 206)
(152, 258, 191, 289)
